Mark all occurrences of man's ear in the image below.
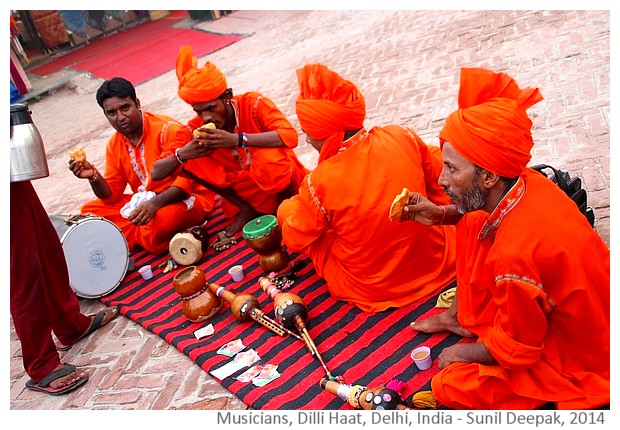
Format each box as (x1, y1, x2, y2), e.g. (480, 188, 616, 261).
(481, 169, 501, 190)
(135, 98, 141, 110)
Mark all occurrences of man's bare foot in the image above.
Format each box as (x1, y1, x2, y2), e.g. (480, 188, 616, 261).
(410, 311, 475, 338)
(225, 220, 243, 238)
(225, 207, 259, 237)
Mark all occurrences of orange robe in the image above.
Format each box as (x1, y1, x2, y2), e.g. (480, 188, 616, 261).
(277, 126, 456, 313)
(432, 169, 610, 409)
(82, 112, 215, 254)
(183, 92, 308, 218)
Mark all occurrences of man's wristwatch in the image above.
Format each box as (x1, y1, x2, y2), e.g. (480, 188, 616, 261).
(237, 132, 248, 148)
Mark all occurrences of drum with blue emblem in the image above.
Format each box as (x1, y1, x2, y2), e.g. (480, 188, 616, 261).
(50, 215, 129, 298)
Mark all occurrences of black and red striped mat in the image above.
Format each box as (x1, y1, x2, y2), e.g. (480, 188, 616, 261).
(100, 202, 462, 410)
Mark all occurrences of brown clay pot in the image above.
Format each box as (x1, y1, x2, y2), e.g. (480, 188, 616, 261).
(173, 266, 222, 322)
(182, 289, 222, 323)
(173, 266, 205, 298)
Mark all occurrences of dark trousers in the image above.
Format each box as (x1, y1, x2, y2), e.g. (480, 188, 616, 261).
(10, 181, 90, 382)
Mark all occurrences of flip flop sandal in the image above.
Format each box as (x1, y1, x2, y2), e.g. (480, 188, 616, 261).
(25, 363, 89, 396)
(210, 231, 237, 252)
(55, 306, 120, 351)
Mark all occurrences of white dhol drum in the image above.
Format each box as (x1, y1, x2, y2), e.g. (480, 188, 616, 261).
(50, 215, 130, 298)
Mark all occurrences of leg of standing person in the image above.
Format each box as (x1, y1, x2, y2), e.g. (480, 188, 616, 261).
(10, 181, 116, 394)
(10, 181, 90, 391)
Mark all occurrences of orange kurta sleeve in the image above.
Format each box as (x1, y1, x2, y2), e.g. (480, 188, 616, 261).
(482, 272, 551, 368)
(236, 92, 306, 193)
(240, 92, 299, 149)
(100, 134, 131, 204)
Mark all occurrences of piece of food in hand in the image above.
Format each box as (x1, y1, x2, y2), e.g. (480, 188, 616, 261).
(68, 146, 87, 163)
(389, 187, 410, 222)
(192, 122, 216, 140)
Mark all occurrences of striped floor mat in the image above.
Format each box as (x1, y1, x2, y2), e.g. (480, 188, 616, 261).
(100, 202, 462, 410)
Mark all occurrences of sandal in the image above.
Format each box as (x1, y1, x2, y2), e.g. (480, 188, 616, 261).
(55, 306, 119, 351)
(210, 231, 237, 252)
(25, 363, 89, 396)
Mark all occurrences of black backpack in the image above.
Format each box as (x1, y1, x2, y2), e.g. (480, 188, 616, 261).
(530, 164, 595, 227)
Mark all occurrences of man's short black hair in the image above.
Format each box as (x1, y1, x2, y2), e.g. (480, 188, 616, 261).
(96, 77, 137, 108)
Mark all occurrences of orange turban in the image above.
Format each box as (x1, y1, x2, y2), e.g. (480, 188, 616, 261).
(439, 68, 543, 177)
(296, 64, 366, 162)
(176, 45, 227, 105)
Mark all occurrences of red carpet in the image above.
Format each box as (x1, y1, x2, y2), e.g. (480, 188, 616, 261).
(29, 12, 244, 85)
(98, 199, 465, 410)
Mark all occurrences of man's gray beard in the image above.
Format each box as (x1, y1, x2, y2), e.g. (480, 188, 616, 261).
(459, 181, 488, 213)
(445, 181, 488, 213)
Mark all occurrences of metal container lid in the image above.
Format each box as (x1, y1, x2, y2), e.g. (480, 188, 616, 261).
(11, 103, 33, 125)
(242, 215, 278, 239)
(11, 102, 28, 112)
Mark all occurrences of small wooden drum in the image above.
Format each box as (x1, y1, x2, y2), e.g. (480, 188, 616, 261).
(242, 215, 289, 273)
(169, 225, 209, 266)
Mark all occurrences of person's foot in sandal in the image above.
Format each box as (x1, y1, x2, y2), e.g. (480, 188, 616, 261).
(25, 363, 89, 396)
(55, 306, 120, 351)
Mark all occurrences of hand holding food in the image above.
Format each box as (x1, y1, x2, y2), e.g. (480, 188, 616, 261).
(192, 122, 216, 141)
(68, 146, 98, 181)
(68, 146, 87, 163)
(389, 187, 410, 222)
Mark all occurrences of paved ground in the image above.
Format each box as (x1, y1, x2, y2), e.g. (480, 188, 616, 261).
(9, 10, 610, 412)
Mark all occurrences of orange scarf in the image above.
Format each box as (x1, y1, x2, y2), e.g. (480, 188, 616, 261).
(440, 68, 543, 177)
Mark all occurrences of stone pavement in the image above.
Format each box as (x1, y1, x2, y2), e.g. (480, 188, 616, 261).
(9, 10, 610, 412)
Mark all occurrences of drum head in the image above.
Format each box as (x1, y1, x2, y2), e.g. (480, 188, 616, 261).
(169, 233, 202, 266)
(61, 217, 129, 298)
(242, 214, 278, 240)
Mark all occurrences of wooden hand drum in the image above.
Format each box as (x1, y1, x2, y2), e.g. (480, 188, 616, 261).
(169, 224, 209, 266)
(242, 215, 289, 273)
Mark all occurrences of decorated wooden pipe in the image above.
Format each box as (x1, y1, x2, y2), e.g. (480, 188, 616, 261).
(207, 283, 302, 341)
(259, 277, 336, 380)
(319, 378, 412, 410)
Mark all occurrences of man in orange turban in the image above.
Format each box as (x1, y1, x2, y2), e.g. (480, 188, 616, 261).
(153, 46, 308, 248)
(406, 68, 610, 409)
(277, 63, 456, 313)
